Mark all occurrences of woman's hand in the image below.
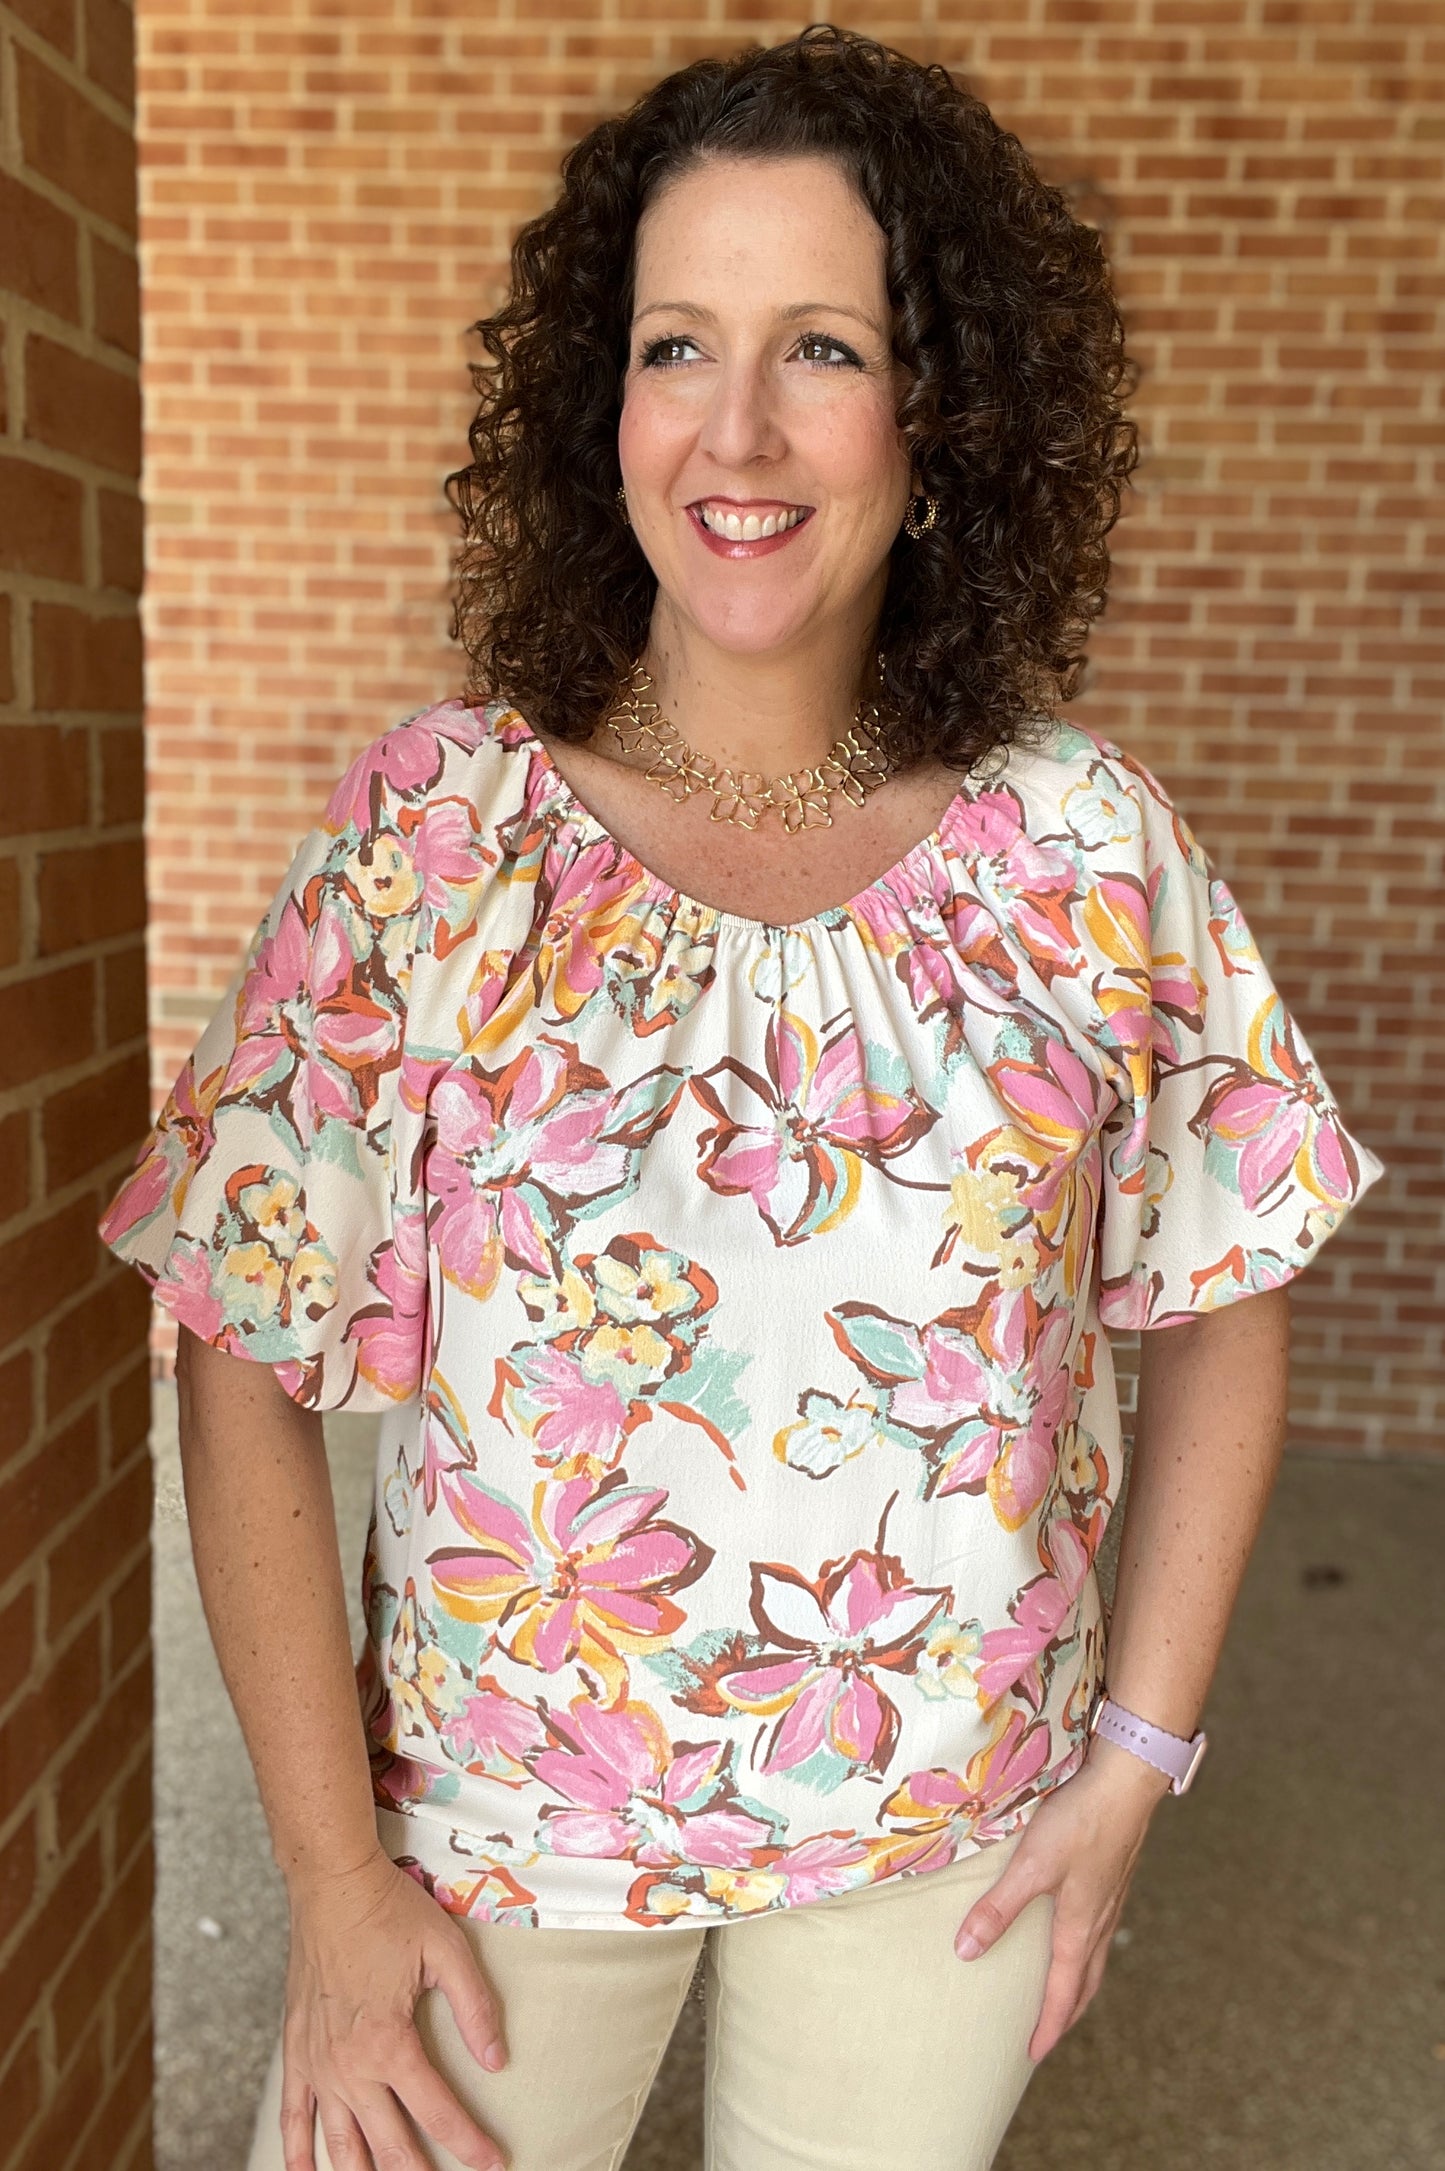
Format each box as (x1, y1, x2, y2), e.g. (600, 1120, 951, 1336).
(953, 1740, 1171, 2064)
(279, 1849, 510, 2171)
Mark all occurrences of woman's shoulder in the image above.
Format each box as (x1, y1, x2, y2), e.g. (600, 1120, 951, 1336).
(980, 713, 1195, 870)
(318, 693, 534, 839)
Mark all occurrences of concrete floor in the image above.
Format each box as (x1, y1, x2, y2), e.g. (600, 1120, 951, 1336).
(150, 1381, 1445, 2170)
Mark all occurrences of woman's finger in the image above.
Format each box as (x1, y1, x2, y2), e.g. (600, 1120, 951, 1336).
(388, 2035, 509, 2171)
(427, 1921, 508, 2073)
(1025, 1913, 1094, 2064)
(343, 2078, 439, 2171)
(1066, 1921, 1116, 2032)
(953, 1847, 1053, 1959)
(313, 2099, 373, 2171)
(279, 2073, 320, 2171)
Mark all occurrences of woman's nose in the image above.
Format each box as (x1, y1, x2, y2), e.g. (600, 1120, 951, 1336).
(693, 363, 788, 469)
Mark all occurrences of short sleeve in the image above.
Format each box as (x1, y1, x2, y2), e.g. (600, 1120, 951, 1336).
(1076, 742, 1386, 1332)
(98, 736, 443, 1412)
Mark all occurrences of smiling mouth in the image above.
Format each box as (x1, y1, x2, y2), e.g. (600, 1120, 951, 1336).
(692, 502, 813, 541)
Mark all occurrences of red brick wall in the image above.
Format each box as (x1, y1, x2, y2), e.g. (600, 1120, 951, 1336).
(0, 0, 154, 2165)
(135, 2, 1439, 1460)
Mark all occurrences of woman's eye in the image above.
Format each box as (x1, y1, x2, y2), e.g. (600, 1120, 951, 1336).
(638, 336, 695, 369)
(797, 333, 859, 368)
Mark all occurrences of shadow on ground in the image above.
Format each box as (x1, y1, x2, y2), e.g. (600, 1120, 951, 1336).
(150, 1383, 1443, 2170)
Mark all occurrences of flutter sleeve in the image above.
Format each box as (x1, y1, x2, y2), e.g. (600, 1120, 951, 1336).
(1073, 741, 1386, 1332)
(97, 718, 469, 1410)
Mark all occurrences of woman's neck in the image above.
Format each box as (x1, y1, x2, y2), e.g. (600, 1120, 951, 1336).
(620, 626, 884, 781)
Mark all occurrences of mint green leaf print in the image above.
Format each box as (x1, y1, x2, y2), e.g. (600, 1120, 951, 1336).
(824, 1302, 927, 1386)
(655, 1339, 754, 1445)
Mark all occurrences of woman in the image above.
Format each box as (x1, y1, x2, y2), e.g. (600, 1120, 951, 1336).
(100, 25, 1383, 2171)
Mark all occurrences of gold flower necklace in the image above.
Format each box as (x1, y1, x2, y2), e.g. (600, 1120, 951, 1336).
(597, 657, 897, 834)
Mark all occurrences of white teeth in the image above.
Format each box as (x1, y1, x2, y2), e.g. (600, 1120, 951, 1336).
(698, 504, 805, 539)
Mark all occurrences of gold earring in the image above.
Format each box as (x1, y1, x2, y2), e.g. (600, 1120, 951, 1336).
(903, 493, 939, 540)
(616, 484, 631, 528)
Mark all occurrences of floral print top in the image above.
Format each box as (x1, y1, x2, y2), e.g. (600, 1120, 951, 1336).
(99, 697, 1383, 1931)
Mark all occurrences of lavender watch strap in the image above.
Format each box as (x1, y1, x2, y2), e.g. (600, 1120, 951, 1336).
(1088, 1693, 1208, 1795)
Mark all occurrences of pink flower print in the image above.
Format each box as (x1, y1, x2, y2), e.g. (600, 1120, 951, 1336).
(385, 794, 492, 957)
(231, 884, 404, 1132)
(529, 1695, 778, 1867)
(98, 1134, 182, 1253)
(323, 708, 482, 835)
(623, 1829, 872, 1926)
(877, 1703, 1054, 1867)
(831, 1287, 1075, 1529)
(698, 1498, 950, 1790)
(976, 1518, 1092, 1711)
(425, 1069, 509, 1299)
(1085, 871, 1207, 1084)
(761, 1830, 873, 1905)
(690, 1006, 939, 1247)
(427, 1460, 713, 1706)
(423, 1040, 683, 1298)
(991, 1029, 1112, 1221)
(1190, 994, 1364, 1218)
(952, 786, 1082, 985)
(150, 1237, 227, 1344)
(347, 1203, 430, 1409)
(493, 1235, 746, 1487)
(492, 1333, 639, 1471)
(969, 1288, 1076, 1533)
(939, 892, 1024, 1001)
(534, 840, 706, 1030)
(100, 1048, 225, 1253)
(440, 1675, 548, 1785)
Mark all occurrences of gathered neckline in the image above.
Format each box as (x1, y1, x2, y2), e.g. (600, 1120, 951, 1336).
(495, 704, 973, 937)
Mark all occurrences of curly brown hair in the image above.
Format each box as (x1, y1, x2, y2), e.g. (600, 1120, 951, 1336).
(443, 22, 1139, 776)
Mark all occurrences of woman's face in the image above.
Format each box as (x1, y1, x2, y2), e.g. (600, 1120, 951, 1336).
(617, 153, 914, 668)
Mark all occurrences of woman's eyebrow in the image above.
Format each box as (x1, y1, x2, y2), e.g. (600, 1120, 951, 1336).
(632, 299, 884, 332)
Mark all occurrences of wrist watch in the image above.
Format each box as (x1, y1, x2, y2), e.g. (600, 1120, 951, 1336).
(1087, 1688, 1208, 1795)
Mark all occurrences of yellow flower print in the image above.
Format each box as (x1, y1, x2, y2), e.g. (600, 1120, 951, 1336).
(915, 1615, 984, 1702)
(386, 1582, 467, 1744)
(944, 1158, 1039, 1289)
(594, 1246, 693, 1324)
(218, 1241, 283, 1326)
(583, 1317, 674, 1391)
(237, 1172, 306, 1258)
(290, 1242, 338, 1319)
(347, 833, 421, 919)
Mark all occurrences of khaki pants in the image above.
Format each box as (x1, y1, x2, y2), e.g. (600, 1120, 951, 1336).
(246, 1829, 1053, 2171)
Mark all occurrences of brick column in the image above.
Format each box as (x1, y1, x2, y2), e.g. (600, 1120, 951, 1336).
(0, 0, 154, 2163)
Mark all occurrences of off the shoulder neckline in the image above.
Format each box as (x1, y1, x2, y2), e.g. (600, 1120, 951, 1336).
(485, 700, 979, 938)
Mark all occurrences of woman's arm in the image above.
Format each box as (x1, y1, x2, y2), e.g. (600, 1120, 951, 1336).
(174, 1326, 382, 1885)
(174, 1328, 507, 2171)
(951, 1284, 1292, 2062)
(1102, 1282, 1291, 1752)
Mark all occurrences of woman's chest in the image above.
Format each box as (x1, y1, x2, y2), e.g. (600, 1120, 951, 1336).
(534, 726, 964, 924)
